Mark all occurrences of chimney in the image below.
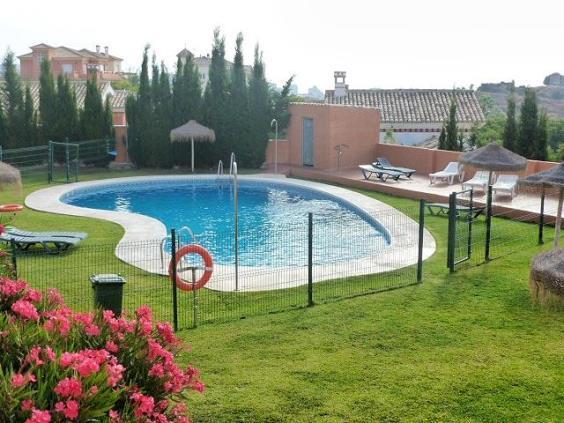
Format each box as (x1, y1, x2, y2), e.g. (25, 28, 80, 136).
(104, 46, 109, 55)
(96, 45, 100, 54)
(334, 71, 348, 98)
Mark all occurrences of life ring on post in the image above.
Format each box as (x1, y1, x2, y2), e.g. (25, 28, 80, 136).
(168, 244, 213, 291)
(0, 204, 24, 213)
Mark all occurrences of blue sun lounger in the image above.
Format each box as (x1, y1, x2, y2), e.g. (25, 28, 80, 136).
(359, 164, 403, 182)
(0, 233, 84, 254)
(5, 227, 87, 240)
(374, 157, 416, 178)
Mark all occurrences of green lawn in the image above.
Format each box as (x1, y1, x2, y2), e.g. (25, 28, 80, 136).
(7, 169, 564, 422)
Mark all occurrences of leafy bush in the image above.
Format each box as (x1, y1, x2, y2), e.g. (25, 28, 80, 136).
(0, 276, 203, 422)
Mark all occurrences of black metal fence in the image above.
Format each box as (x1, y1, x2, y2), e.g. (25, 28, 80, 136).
(447, 185, 555, 271)
(11, 206, 426, 331)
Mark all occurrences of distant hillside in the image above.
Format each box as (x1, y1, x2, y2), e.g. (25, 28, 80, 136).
(477, 82, 564, 118)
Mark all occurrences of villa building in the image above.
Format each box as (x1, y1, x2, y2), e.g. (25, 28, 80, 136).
(177, 48, 252, 88)
(18, 44, 124, 81)
(325, 72, 485, 147)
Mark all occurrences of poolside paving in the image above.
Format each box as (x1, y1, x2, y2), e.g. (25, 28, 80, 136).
(286, 167, 561, 222)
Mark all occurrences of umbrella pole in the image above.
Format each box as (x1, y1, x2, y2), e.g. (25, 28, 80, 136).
(191, 137, 194, 173)
(555, 187, 563, 248)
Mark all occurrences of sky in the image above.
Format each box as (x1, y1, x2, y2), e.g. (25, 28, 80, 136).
(1, 0, 563, 92)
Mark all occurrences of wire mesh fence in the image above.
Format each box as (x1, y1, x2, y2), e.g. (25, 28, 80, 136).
(449, 184, 555, 271)
(11, 206, 425, 331)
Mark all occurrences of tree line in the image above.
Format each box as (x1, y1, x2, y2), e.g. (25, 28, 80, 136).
(126, 29, 293, 169)
(0, 51, 113, 150)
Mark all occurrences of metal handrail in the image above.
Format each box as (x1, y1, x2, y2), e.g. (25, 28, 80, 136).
(233, 161, 239, 291)
(217, 160, 224, 175)
(229, 153, 236, 175)
(160, 226, 198, 269)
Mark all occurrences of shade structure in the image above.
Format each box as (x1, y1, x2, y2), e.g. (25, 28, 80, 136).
(459, 143, 528, 186)
(522, 162, 564, 247)
(170, 120, 216, 172)
(0, 161, 22, 199)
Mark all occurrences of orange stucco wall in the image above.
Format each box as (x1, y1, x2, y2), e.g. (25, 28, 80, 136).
(265, 139, 289, 165)
(278, 103, 380, 170)
(374, 143, 559, 177)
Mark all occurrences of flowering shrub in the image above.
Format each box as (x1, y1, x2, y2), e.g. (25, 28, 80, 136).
(0, 224, 16, 278)
(0, 276, 203, 422)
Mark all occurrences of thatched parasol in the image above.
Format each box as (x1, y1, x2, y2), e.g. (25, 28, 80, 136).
(170, 120, 216, 172)
(459, 143, 528, 185)
(522, 162, 564, 246)
(529, 247, 564, 309)
(0, 161, 22, 195)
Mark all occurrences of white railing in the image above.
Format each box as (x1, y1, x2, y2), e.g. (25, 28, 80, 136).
(229, 152, 236, 175)
(217, 160, 224, 175)
(160, 226, 198, 270)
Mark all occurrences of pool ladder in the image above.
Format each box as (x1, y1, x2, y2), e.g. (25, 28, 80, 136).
(160, 226, 198, 270)
(217, 160, 224, 176)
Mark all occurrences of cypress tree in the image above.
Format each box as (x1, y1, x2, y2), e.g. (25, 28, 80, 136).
(80, 74, 104, 139)
(2, 51, 25, 148)
(54, 75, 79, 141)
(503, 85, 517, 151)
(0, 104, 7, 147)
(272, 76, 295, 134)
(445, 98, 458, 151)
(248, 44, 271, 167)
(202, 28, 229, 163)
(103, 96, 114, 138)
(39, 59, 57, 144)
(535, 110, 548, 160)
(228, 33, 250, 164)
(517, 88, 538, 159)
(23, 86, 38, 146)
(154, 62, 173, 167)
(438, 126, 446, 150)
(172, 57, 185, 127)
(183, 53, 201, 121)
(128, 45, 152, 167)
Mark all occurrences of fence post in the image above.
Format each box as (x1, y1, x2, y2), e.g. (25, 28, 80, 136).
(485, 185, 493, 261)
(48, 141, 53, 183)
(65, 138, 70, 184)
(447, 192, 457, 272)
(0, 145, 3, 162)
(417, 199, 425, 282)
(10, 239, 18, 279)
(192, 268, 198, 328)
(467, 189, 474, 260)
(170, 229, 178, 332)
(307, 212, 313, 307)
(538, 188, 545, 245)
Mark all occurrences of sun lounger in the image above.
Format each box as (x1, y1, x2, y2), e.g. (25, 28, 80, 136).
(461, 171, 492, 193)
(6, 227, 88, 240)
(374, 157, 416, 178)
(426, 203, 485, 219)
(492, 174, 519, 199)
(0, 234, 83, 254)
(429, 162, 464, 185)
(359, 165, 403, 182)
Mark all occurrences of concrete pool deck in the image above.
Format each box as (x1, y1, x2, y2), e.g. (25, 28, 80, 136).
(25, 175, 435, 292)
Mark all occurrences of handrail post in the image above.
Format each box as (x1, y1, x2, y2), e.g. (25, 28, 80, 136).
(170, 229, 178, 332)
(417, 199, 425, 282)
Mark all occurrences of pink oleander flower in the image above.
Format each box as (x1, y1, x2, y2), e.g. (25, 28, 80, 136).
(11, 373, 27, 388)
(24, 346, 44, 366)
(131, 392, 155, 417)
(11, 299, 40, 320)
(156, 322, 179, 345)
(109, 410, 122, 423)
(21, 399, 34, 411)
(105, 340, 119, 353)
(24, 408, 51, 423)
(136, 305, 152, 321)
(46, 288, 64, 306)
(148, 363, 165, 378)
(24, 288, 42, 303)
(54, 400, 79, 420)
(0, 224, 5, 235)
(54, 377, 83, 399)
(107, 362, 125, 387)
(85, 324, 101, 336)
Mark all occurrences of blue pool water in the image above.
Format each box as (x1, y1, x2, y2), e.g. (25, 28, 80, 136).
(62, 178, 389, 266)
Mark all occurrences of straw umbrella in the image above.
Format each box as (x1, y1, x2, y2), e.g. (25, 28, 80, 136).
(522, 162, 564, 247)
(0, 161, 22, 196)
(170, 120, 216, 172)
(459, 143, 528, 186)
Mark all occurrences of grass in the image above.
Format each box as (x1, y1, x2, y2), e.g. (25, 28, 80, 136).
(6, 169, 564, 421)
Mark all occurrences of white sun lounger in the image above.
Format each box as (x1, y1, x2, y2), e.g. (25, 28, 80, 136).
(492, 174, 519, 199)
(429, 162, 464, 185)
(461, 171, 493, 193)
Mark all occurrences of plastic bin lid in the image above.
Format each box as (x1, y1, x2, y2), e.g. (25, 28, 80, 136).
(90, 274, 126, 284)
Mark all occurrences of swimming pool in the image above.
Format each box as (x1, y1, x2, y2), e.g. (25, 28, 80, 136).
(61, 177, 390, 267)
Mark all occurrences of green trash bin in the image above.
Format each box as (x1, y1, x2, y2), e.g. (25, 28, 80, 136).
(90, 273, 126, 316)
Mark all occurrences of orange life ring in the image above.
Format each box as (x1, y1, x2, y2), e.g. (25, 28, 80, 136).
(0, 204, 23, 213)
(168, 244, 213, 291)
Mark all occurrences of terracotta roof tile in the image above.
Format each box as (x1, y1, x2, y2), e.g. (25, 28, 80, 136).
(325, 89, 485, 124)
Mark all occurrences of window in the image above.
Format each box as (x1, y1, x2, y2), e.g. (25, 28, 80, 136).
(62, 63, 73, 75)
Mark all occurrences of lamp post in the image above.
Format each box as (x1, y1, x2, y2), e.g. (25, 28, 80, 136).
(271, 119, 278, 173)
